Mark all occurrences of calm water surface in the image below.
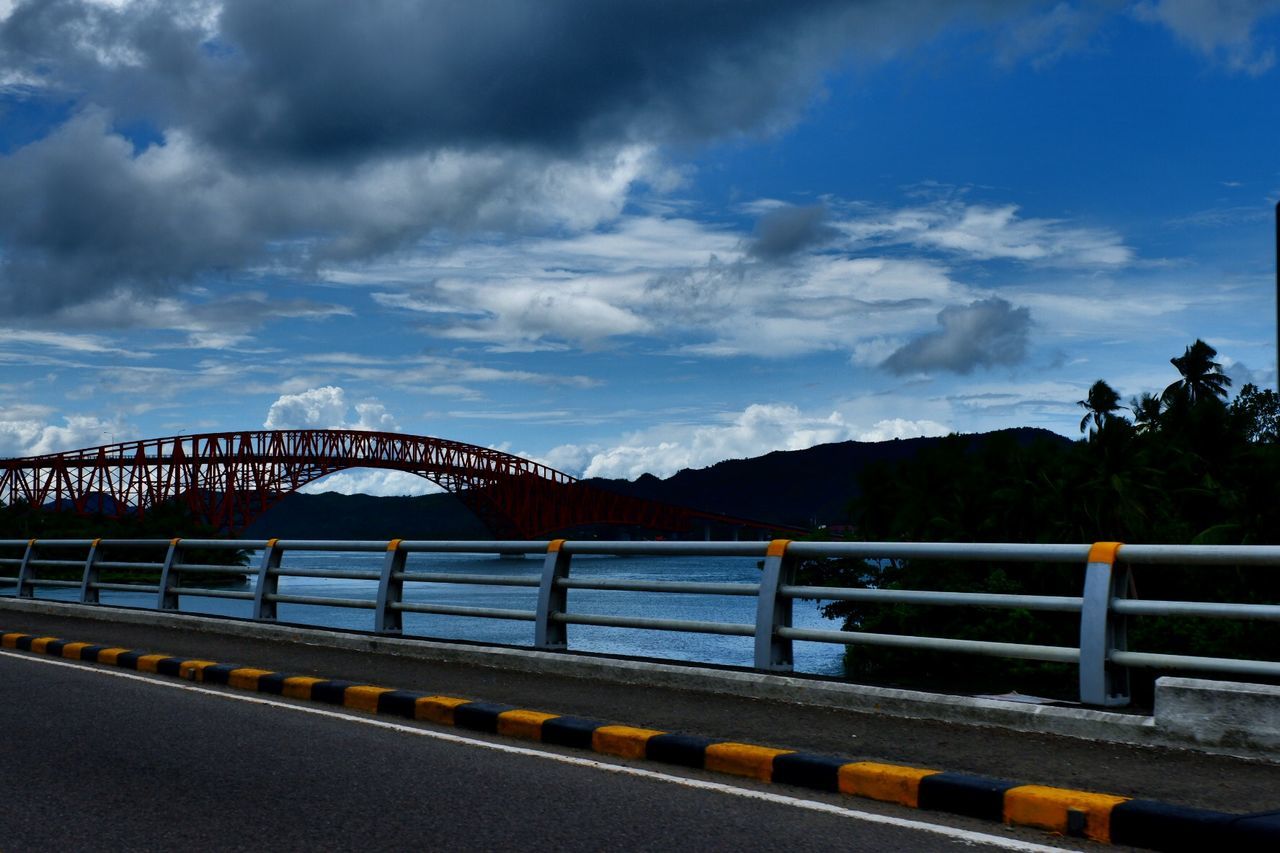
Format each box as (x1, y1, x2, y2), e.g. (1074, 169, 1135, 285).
(29, 551, 847, 675)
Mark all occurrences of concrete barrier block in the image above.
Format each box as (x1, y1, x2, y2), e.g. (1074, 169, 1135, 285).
(1155, 677, 1280, 751)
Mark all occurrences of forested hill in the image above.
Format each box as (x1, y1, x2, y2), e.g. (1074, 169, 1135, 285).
(584, 427, 1066, 529)
(242, 427, 1065, 537)
(243, 492, 491, 540)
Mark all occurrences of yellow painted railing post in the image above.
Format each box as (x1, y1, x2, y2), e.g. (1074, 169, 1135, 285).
(15, 539, 36, 599)
(79, 538, 103, 604)
(252, 538, 284, 621)
(156, 538, 183, 611)
(375, 539, 406, 634)
(754, 539, 795, 671)
(535, 539, 570, 650)
(1079, 542, 1129, 706)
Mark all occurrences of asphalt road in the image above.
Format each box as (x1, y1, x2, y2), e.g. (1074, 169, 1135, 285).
(3, 607, 1278, 817)
(0, 649, 1095, 852)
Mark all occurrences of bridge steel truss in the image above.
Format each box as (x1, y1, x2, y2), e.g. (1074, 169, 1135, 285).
(0, 429, 783, 538)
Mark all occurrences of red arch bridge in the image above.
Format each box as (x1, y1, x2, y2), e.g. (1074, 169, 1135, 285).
(0, 430, 798, 539)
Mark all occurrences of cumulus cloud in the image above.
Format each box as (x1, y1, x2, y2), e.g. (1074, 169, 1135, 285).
(856, 418, 952, 442)
(0, 413, 124, 457)
(299, 469, 443, 497)
(538, 404, 955, 480)
(882, 297, 1033, 375)
(263, 385, 400, 432)
(569, 404, 862, 480)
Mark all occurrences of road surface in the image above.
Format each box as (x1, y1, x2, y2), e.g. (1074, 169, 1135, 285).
(0, 648, 1094, 851)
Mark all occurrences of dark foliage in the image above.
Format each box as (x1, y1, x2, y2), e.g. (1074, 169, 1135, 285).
(0, 500, 248, 581)
(798, 340, 1280, 699)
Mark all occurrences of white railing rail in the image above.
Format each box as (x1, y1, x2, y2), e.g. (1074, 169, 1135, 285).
(2, 537, 1279, 706)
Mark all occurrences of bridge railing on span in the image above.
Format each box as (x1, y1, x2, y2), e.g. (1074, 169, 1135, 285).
(2, 537, 1278, 707)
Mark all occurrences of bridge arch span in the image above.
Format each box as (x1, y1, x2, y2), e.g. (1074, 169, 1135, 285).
(0, 429, 788, 538)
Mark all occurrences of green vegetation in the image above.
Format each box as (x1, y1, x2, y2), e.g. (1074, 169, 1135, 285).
(799, 340, 1280, 699)
(0, 501, 249, 583)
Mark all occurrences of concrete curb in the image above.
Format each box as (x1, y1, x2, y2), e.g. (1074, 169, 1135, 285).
(9, 596, 1277, 761)
(4, 624, 1279, 850)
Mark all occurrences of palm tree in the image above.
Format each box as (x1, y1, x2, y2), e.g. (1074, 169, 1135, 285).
(1163, 339, 1232, 405)
(1078, 380, 1124, 435)
(1130, 392, 1163, 435)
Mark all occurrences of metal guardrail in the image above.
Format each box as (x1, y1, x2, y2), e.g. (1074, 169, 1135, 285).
(1, 537, 1279, 706)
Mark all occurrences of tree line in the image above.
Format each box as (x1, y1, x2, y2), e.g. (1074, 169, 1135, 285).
(0, 501, 248, 581)
(800, 340, 1280, 700)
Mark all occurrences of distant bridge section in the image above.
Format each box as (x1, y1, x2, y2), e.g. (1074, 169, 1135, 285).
(0, 430, 794, 538)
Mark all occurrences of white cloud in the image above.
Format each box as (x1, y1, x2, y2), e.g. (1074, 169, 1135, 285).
(0, 414, 125, 457)
(263, 386, 401, 432)
(283, 352, 598, 391)
(434, 277, 653, 349)
(856, 418, 952, 442)
(0, 328, 141, 356)
(299, 469, 443, 497)
(840, 203, 1134, 267)
(334, 198, 1129, 360)
(1134, 0, 1280, 74)
(538, 404, 956, 481)
(352, 401, 398, 431)
(546, 403, 864, 480)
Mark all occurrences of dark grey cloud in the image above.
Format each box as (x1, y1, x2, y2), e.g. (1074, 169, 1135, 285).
(747, 204, 837, 260)
(882, 297, 1032, 375)
(1, 0, 881, 163)
(0, 111, 261, 315)
(207, 0, 851, 163)
(0, 0, 1047, 315)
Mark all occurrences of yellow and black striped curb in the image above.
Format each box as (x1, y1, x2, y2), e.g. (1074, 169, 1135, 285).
(4, 629, 1278, 850)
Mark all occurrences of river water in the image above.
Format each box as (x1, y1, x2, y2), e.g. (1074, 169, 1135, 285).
(27, 551, 848, 675)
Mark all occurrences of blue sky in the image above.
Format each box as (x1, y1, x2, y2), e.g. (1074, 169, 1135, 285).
(1, 1, 1278, 496)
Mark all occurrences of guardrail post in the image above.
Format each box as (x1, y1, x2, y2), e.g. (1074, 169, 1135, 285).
(375, 539, 406, 634)
(1079, 541, 1130, 706)
(79, 539, 102, 604)
(754, 539, 795, 671)
(156, 538, 183, 611)
(14, 539, 36, 598)
(252, 539, 283, 621)
(535, 539, 570, 650)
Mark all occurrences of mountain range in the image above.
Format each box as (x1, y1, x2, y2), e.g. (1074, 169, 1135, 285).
(244, 427, 1065, 539)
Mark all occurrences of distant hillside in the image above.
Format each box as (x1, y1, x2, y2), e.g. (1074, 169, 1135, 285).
(245, 427, 1068, 538)
(244, 491, 491, 540)
(585, 427, 1067, 528)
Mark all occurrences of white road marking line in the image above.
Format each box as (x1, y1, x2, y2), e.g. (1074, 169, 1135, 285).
(1, 648, 1076, 851)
